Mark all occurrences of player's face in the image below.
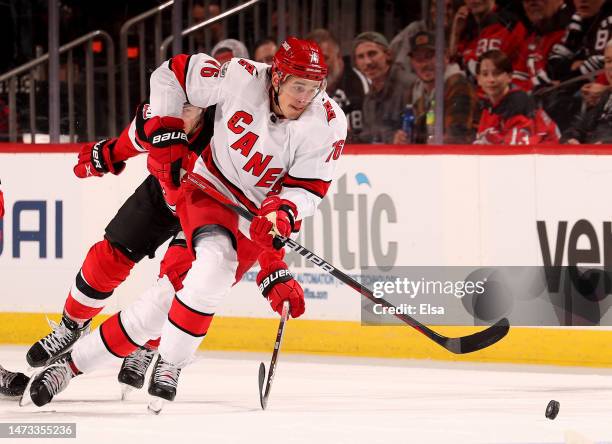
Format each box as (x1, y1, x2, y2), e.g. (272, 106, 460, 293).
(410, 48, 436, 83)
(604, 45, 612, 84)
(277, 75, 324, 119)
(573, 0, 605, 18)
(353, 42, 391, 83)
(465, 0, 495, 16)
(477, 59, 511, 102)
(181, 104, 203, 135)
(255, 42, 277, 65)
(523, 0, 564, 24)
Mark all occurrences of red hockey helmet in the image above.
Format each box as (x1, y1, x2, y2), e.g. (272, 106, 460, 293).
(272, 37, 328, 82)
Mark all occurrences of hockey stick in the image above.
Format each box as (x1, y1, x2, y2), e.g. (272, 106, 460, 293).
(258, 300, 289, 410)
(184, 172, 510, 354)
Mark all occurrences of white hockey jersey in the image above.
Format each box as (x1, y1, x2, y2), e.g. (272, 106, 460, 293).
(149, 53, 347, 234)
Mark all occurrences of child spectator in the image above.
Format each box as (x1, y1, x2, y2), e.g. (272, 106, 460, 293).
(475, 50, 560, 144)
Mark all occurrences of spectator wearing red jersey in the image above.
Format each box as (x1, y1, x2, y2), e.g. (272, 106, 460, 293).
(450, 0, 527, 79)
(513, 0, 571, 92)
(475, 50, 560, 144)
(563, 40, 612, 143)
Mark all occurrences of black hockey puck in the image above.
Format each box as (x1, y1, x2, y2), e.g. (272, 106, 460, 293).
(545, 400, 560, 419)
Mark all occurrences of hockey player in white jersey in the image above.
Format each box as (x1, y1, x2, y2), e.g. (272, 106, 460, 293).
(26, 37, 347, 407)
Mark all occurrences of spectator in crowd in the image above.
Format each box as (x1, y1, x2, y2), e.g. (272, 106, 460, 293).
(192, 1, 223, 52)
(513, 0, 571, 92)
(548, 0, 612, 81)
(475, 49, 560, 144)
(450, 0, 527, 79)
(543, 0, 612, 129)
(390, 0, 456, 73)
(307, 28, 370, 142)
(394, 31, 477, 144)
(211, 39, 249, 64)
(253, 37, 277, 65)
(353, 32, 414, 144)
(562, 40, 612, 143)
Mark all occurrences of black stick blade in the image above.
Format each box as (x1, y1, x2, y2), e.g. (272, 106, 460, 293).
(443, 318, 510, 354)
(258, 362, 266, 410)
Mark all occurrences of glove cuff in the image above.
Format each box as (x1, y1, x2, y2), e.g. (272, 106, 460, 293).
(257, 260, 293, 297)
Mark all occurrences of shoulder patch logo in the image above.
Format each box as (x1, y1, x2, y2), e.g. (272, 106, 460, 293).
(323, 100, 336, 123)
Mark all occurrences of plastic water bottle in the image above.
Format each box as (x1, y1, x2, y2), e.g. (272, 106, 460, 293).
(426, 99, 435, 144)
(401, 105, 415, 143)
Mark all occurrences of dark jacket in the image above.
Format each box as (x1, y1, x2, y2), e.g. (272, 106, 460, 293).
(562, 89, 612, 143)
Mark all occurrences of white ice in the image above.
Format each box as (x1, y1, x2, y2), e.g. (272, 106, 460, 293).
(1, 345, 612, 444)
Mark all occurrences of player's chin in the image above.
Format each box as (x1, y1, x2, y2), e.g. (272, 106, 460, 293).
(287, 105, 307, 119)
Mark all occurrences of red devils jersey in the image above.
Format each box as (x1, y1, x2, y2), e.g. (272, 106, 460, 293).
(149, 54, 347, 235)
(457, 7, 527, 78)
(475, 88, 560, 145)
(513, 6, 571, 91)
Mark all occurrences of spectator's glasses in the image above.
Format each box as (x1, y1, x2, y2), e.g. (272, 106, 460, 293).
(280, 78, 326, 103)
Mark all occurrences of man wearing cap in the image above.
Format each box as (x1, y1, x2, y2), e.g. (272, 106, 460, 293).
(394, 31, 476, 144)
(353, 31, 414, 144)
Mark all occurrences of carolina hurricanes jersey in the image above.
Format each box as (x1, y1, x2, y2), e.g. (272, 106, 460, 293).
(149, 54, 348, 235)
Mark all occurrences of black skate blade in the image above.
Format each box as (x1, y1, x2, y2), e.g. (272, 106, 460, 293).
(258, 362, 267, 410)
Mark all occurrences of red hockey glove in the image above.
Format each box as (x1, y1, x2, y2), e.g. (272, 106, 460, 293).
(257, 250, 305, 318)
(249, 196, 296, 250)
(0, 188, 4, 219)
(73, 138, 126, 179)
(145, 116, 188, 188)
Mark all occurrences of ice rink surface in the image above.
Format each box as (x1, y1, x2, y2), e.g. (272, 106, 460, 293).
(1, 345, 612, 444)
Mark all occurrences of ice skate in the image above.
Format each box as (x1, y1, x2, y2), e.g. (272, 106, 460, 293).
(118, 347, 157, 400)
(26, 315, 90, 368)
(27, 353, 80, 407)
(147, 356, 181, 413)
(0, 365, 29, 398)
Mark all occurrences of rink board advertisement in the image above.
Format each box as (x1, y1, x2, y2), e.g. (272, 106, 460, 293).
(3, 144, 612, 365)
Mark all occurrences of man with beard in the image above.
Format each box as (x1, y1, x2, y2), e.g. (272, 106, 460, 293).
(307, 28, 369, 142)
(393, 31, 477, 144)
(353, 32, 414, 144)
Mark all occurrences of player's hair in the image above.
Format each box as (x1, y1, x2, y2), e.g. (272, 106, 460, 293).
(306, 28, 340, 49)
(476, 49, 513, 75)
